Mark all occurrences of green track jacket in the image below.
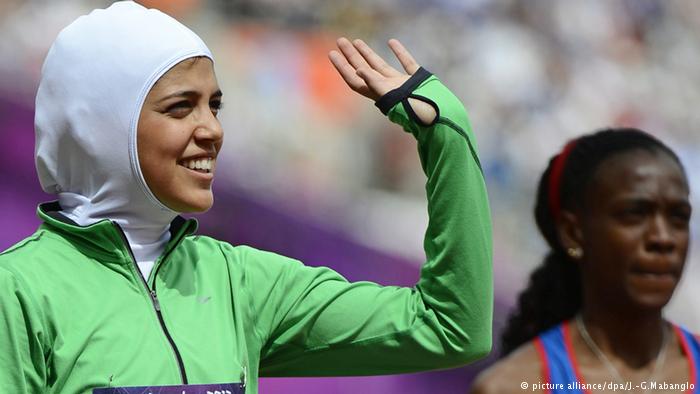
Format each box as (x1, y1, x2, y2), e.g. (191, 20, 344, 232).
(0, 71, 493, 393)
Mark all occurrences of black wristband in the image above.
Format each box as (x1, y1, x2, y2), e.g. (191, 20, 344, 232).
(374, 67, 433, 115)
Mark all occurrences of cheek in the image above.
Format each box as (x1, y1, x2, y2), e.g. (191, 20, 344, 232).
(585, 216, 644, 251)
(582, 221, 641, 274)
(139, 119, 189, 160)
(137, 123, 186, 193)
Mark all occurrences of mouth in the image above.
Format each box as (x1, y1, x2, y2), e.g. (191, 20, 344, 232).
(629, 265, 679, 289)
(631, 262, 679, 276)
(633, 271, 676, 281)
(178, 157, 214, 174)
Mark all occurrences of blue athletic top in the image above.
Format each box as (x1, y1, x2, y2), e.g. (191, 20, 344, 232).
(534, 321, 700, 394)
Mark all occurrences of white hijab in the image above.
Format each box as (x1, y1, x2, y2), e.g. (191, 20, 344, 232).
(34, 1, 213, 274)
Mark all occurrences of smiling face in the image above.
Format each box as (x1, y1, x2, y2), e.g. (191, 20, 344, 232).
(576, 149, 691, 311)
(137, 57, 223, 212)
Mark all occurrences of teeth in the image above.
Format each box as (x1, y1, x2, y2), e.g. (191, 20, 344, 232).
(182, 158, 212, 172)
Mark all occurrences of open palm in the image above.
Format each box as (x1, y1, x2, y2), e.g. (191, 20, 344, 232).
(329, 37, 421, 101)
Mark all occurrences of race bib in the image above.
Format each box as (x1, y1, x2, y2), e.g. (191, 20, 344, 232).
(93, 383, 244, 394)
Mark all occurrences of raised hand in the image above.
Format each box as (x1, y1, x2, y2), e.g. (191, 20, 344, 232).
(329, 38, 420, 101)
(329, 37, 436, 124)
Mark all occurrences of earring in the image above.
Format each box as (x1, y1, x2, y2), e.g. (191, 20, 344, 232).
(567, 247, 583, 259)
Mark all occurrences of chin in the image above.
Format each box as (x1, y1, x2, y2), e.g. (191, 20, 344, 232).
(626, 273, 678, 309)
(166, 192, 214, 213)
(637, 296, 673, 310)
(182, 198, 214, 213)
(628, 288, 676, 311)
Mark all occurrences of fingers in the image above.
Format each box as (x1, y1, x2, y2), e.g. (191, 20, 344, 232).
(337, 37, 401, 78)
(352, 39, 400, 78)
(388, 39, 420, 75)
(329, 37, 418, 100)
(329, 49, 367, 93)
(355, 66, 386, 98)
(336, 37, 372, 73)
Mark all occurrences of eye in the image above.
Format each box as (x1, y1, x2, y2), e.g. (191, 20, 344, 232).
(210, 99, 223, 116)
(621, 206, 646, 218)
(623, 207, 646, 216)
(615, 201, 651, 224)
(669, 205, 691, 226)
(165, 100, 193, 117)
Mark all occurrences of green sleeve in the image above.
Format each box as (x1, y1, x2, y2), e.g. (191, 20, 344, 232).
(251, 72, 493, 376)
(0, 268, 47, 392)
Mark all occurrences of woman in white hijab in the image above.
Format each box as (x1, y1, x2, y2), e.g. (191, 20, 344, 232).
(0, 2, 493, 393)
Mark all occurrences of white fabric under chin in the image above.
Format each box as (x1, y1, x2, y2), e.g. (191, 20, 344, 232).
(59, 192, 171, 279)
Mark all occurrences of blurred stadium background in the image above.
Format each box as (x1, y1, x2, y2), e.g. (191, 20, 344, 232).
(2, 0, 700, 392)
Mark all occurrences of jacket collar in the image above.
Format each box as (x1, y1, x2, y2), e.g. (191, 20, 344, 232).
(37, 201, 197, 264)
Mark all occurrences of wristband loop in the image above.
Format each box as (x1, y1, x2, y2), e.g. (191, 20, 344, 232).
(375, 67, 433, 115)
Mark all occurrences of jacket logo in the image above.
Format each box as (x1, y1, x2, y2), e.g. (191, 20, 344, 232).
(197, 296, 211, 304)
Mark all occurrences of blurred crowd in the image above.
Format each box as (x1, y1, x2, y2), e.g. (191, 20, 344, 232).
(2, 0, 700, 373)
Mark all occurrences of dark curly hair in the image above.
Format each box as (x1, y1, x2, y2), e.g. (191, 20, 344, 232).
(499, 128, 685, 356)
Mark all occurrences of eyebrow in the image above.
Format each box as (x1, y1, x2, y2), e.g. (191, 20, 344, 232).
(157, 89, 223, 103)
(612, 195, 691, 207)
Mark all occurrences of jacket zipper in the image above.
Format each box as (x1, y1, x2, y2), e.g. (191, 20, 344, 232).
(113, 223, 189, 384)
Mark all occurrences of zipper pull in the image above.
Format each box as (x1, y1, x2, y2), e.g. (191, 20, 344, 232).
(241, 365, 247, 388)
(149, 290, 161, 311)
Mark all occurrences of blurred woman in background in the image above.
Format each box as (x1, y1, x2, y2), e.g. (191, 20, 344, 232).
(472, 129, 698, 393)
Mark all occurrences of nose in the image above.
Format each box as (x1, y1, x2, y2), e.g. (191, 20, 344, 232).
(646, 214, 676, 254)
(194, 109, 224, 147)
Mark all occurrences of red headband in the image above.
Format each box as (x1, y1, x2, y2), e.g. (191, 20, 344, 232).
(548, 140, 578, 220)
